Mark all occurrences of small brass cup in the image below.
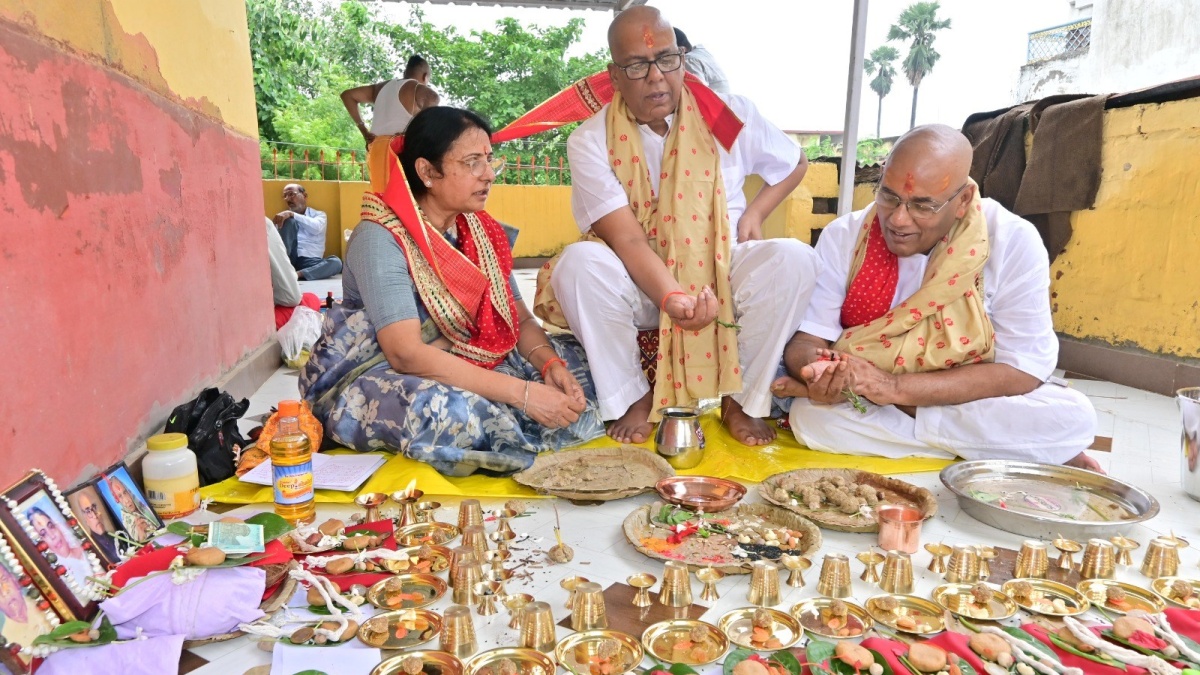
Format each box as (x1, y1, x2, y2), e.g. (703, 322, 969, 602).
(1014, 540, 1050, 579)
(748, 560, 781, 607)
(415, 500, 441, 524)
(696, 567, 724, 602)
(441, 604, 478, 659)
(503, 592, 534, 630)
(457, 499, 484, 530)
(627, 573, 657, 608)
(571, 581, 608, 630)
(658, 561, 694, 607)
(488, 529, 516, 555)
(519, 601, 557, 653)
(816, 553, 853, 598)
(857, 551, 885, 583)
(944, 545, 981, 584)
(452, 560, 483, 604)
(355, 492, 387, 523)
(1111, 536, 1140, 566)
(879, 550, 914, 595)
(449, 546, 478, 584)
(561, 575, 590, 609)
(484, 568, 512, 597)
(925, 543, 952, 574)
(781, 554, 812, 588)
(1141, 537, 1181, 579)
(978, 546, 996, 581)
(1080, 538, 1116, 580)
(461, 524, 489, 561)
(1052, 538, 1083, 570)
(474, 580, 501, 616)
(496, 508, 519, 538)
(485, 549, 510, 576)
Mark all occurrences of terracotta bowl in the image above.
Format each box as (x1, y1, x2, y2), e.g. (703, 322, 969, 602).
(654, 476, 746, 513)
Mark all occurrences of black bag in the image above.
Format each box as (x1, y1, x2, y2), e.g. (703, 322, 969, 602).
(165, 387, 250, 486)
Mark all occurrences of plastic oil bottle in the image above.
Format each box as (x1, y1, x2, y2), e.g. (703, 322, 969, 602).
(270, 400, 315, 525)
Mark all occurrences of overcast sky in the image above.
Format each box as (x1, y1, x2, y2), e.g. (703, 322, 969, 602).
(386, 0, 1076, 138)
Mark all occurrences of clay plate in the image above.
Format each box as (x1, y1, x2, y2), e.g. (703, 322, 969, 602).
(514, 446, 675, 502)
(759, 468, 936, 533)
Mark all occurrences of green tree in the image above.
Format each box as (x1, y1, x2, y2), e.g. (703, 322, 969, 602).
(887, 2, 952, 129)
(864, 45, 900, 138)
(245, 0, 329, 141)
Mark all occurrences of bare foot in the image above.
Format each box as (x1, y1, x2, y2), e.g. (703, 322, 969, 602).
(770, 375, 808, 398)
(608, 391, 653, 443)
(721, 397, 776, 446)
(1065, 451, 1105, 474)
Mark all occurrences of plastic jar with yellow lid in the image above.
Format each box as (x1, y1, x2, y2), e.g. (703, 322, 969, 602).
(142, 433, 200, 519)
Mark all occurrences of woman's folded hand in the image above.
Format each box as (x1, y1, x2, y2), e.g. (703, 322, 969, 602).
(525, 381, 583, 429)
(544, 362, 587, 413)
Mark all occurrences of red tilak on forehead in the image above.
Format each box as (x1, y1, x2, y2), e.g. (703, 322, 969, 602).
(902, 172, 915, 195)
(643, 26, 655, 49)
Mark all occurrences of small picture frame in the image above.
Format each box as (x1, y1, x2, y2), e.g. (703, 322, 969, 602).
(0, 470, 101, 623)
(65, 484, 122, 568)
(0, 520, 61, 673)
(94, 464, 162, 545)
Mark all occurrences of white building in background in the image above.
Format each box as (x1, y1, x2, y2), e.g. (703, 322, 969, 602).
(1016, 0, 1200, 102)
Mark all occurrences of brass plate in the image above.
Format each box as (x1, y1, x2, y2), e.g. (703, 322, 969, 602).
(1002, 579, 1090, 617)
(1151, 577, 1200, 608)
(863, 595, 943, 636)
(367, 573, 447, 610)
(397, 521, 460, 547)
(356, 608, 442, 650)
(932, 583, 1018, 621)
(391, 545, 452, 574)
(555, 630, 644, 675)
(789, 598, 873, 639)
(655, 477, 747, 512)
(465, 647, 556, 675)
(1078, 579, 1165, 615)
(641, 620, 729, 666)
(373, 650, 465, 675)
(716, 608, 801, 651)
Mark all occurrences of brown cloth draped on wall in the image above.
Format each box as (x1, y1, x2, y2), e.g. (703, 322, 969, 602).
(961, 93, 1107, 262)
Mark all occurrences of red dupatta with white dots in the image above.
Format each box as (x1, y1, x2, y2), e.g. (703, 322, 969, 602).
(833, 179, 996, 374)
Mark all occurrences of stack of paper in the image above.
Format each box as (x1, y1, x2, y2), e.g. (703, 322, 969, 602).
(239, 453, 386, 492)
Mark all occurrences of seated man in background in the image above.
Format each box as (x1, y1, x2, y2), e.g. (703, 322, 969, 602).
(265, 217, 321, 329)
(772, 125, 1099, 470)
(674, 27, 730, 94)
(273, 183, 343, 281)
(536, 6, 817, 447)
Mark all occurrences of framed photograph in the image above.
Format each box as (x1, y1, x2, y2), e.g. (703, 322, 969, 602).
(65, 484, 122, 568)
(94, 465, 162, 544)
(0, 521, 60, 673)
(0, 470, 101, 623)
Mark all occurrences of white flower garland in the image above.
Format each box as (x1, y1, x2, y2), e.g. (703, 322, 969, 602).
(4, 470, 105, 603)
(0, 529, 61, 659)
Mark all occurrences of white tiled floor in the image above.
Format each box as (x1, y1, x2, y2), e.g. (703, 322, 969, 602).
(191, 272, 1200, 675)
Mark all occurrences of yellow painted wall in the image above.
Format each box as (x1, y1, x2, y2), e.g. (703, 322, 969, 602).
(0, 0, 258, 136)
(1050, 97, 1200, 359)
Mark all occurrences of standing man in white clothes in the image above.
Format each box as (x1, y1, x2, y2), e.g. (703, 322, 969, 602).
(534, 6, 818, 447)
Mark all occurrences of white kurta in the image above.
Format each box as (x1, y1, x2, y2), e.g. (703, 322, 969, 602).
(552, 94, 817, 421)
(787, 200, 1097, 463)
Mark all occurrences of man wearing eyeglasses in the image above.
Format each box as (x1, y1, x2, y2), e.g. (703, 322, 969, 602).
(273, 183, 343, 281)
(534, 6, 816, 448)
(772, 125, 1099, 471)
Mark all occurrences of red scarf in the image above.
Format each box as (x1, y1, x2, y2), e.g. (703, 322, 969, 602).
(839, 215, 898, 329)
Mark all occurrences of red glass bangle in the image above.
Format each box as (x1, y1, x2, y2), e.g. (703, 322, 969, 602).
(661, 290, 687, 313)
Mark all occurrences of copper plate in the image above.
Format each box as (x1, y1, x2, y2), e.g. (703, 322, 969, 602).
(356, 608, 442, 650)
(465, 647, 556, 675)
(932, 583, 1018, 621)
(1077, 579, 1165, 615)
(641, 619, 729, 666)
(655, 477, 746, 513)
(397, 521, 460, 547)
(863, 595, 943, 636)
(555, 630, 644, 675)
(366, 573, 447, 610)
(1151, 577, 1200, 608)
(373, 650, 465, 675)
(716, 608, 801, 650)
(392, 545, 452, 574)
(790, 598, 873, 639)
(1001, 579, 1089, 617)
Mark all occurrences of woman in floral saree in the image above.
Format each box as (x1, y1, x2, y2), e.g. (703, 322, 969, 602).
(300, 107, 604, 475)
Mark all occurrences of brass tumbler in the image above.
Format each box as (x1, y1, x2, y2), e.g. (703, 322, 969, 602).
(449, 546, 477, 583)
(452, 560, 483, 604)
(747, 560, 781, 607)
(561, 575, 590, 609)
(781, 554, 812, 588)
(1014, 540, 1050, 579)
(879, 551, 914, 595)
(816, 553, 853, 598)
(944, 545, 980, 584)
(441, 604, 478, 659)
(458, 499, 484, 530)
(658, 561, 693, 607)
(570, 581, 608, 630)
(503, 593, 534, 629)
(461, 524, 488, 561)
(519, 601, 557, 653)
(1141, 537, 1181, 579)
(1080, 538, 1116, 580)
(627, 573, 656, 607)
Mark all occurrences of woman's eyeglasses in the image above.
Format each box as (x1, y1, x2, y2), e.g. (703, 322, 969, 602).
(616, 51, 685, 80)
(456, 155, 506, 178)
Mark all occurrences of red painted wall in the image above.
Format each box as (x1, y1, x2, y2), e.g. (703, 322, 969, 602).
(0, 24, 273, 488)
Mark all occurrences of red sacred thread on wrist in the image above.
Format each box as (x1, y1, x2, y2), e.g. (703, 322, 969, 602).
(541, 357, 566, 380)
(661, 290, 687, 313)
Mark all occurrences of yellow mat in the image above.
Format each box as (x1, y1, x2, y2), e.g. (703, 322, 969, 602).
(200, 413, 952, 504)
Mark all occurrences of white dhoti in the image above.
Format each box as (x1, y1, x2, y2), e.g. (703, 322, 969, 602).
(787, 382, 1097, 464)
(551, 238, 818, 421)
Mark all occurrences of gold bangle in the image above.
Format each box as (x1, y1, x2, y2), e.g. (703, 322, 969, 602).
(524, 343, 555, 362)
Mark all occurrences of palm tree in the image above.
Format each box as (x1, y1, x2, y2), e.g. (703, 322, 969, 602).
(864, 45, 900, 138)
(887, 2, 952, 129)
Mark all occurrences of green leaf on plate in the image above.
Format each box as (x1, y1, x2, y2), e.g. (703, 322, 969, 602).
(806, 638, 836, 666)
(33, 616, 118, 649)
(723, 648, 753, 675)
(307, 604, 333, 615)
(245, 511, 295, 543)
(769, 649, 804, 675)
(667, 663, 698, 675)
(1047, 632, 1127, 670)
(1001, 625, 1057, 661)
(896, 654, 920, 675)
(38, 621, 91, 642)
(166, 522, 196, 538)
(952, 655, 978, 675)
(866, 649, 895, 675)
